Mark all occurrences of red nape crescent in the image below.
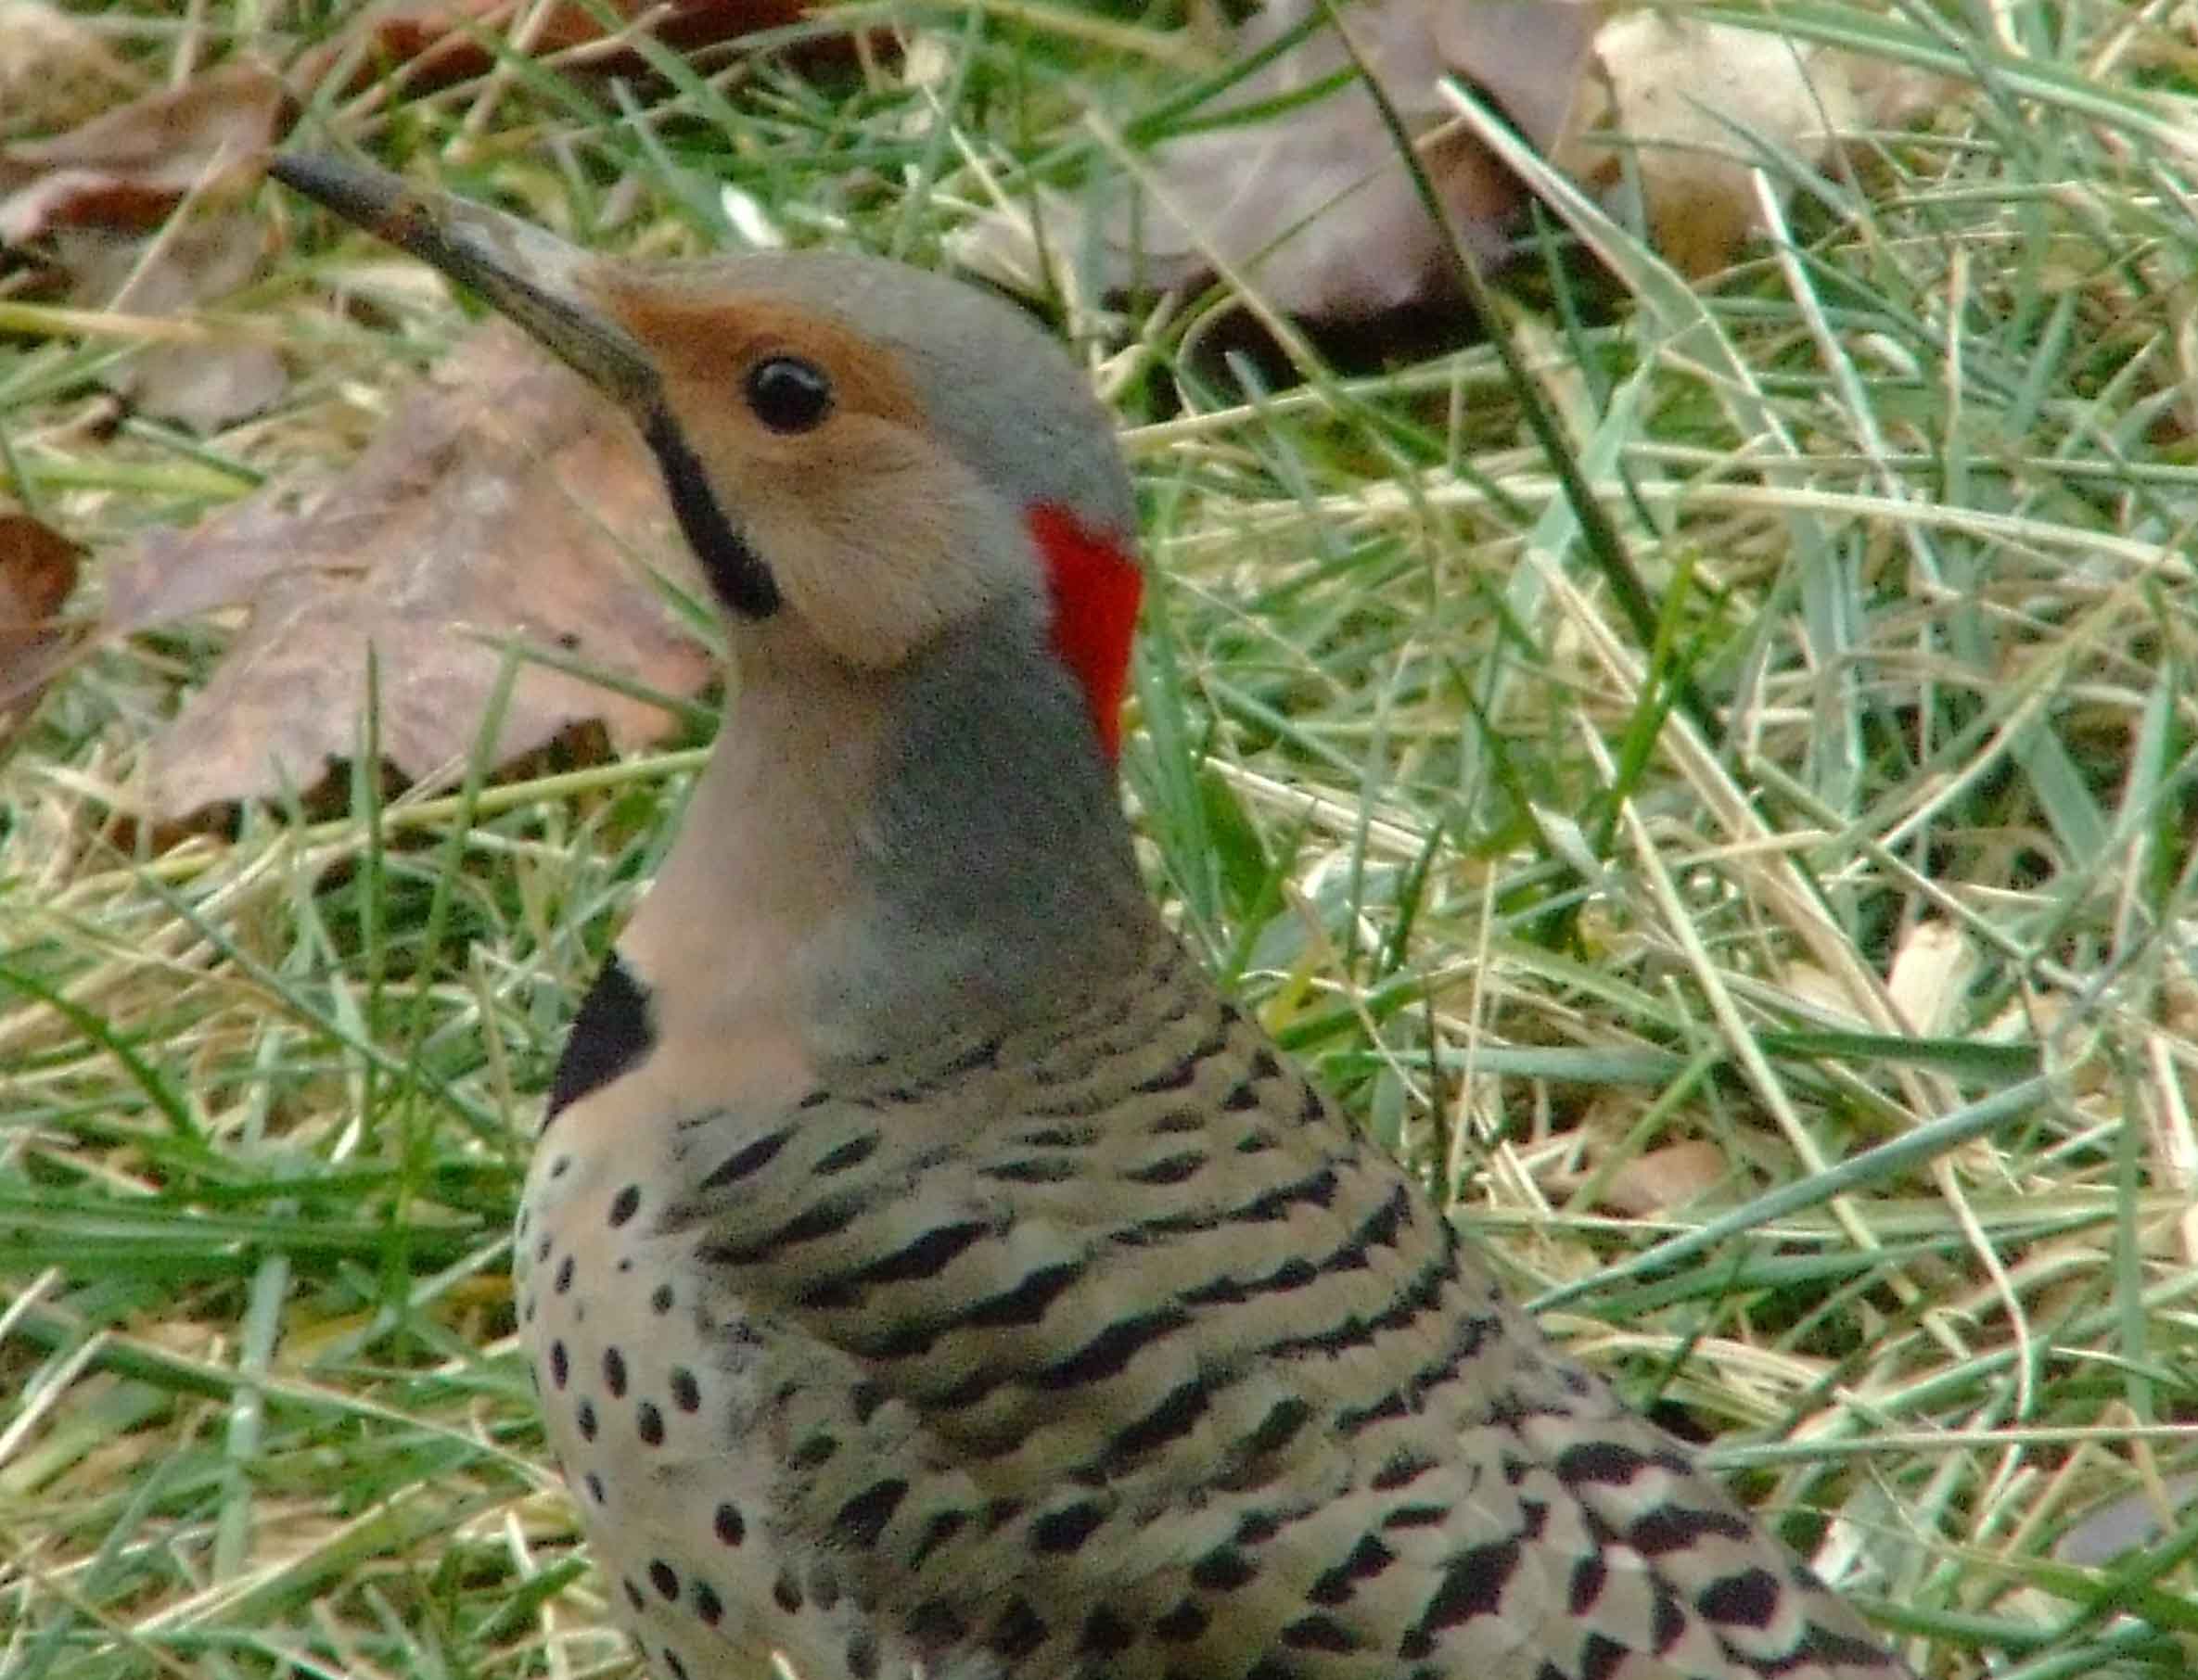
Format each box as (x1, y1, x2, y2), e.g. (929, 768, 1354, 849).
(1028, 503, 1142, 763)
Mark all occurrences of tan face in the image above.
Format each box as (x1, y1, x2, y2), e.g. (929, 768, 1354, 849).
(592, 277, 1035, 669)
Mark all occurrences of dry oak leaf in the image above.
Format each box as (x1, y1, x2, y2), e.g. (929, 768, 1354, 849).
(0, 510, 83, 757)
(0, 61, 287, 245)
(109, 321, 713, 819)
(1591, 1139, 1732, 1218)
(1565, 13, 1960, 276)
(0, 61, 292, 431)
(56, 214, 290, 432)
(293, 0, 842, 103)
(2055, 1473, 2198, 1569)
(0, 1, 144, 141)
(958, 0, 1597, 322)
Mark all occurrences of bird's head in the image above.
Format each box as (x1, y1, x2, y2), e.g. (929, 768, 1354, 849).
(271, 154, 1143, 762)
(273, 154, 1158, 1041)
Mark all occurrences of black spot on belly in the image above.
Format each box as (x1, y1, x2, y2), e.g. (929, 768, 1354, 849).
(1190, 1546, 1258, 1590)
(1080, 1604, 1136, 1656)
(1154, 1597, 1209, 1642)
(906, 1599, 968, 1647)
(1698, 1568, 1781, 1628)
(846, 1632, 880, 1679)
(988, 1597, 1048, 1661)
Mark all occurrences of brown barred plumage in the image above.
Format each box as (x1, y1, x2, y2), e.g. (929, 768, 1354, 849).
(518, 927, 1908, 1680)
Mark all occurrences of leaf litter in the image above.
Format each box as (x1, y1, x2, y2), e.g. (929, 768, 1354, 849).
(0, 510, 83, 761)
(962, 0, 1958, 315)
(105, 323, 711, 818)
(3, 1, 1962, 822)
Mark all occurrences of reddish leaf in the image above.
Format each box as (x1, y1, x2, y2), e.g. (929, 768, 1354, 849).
(0, 511, 85, 757)
(109, 322, 715, 818)
(1562, 15, 1961, 277)
(57, 214, 288, 431)
(962, 0, 1595, 323)
(0, 62, 288, 244)
(294, 0, 843, 101)
(0, 2, 143, 143)
(1591, 1140, 1732, 1218)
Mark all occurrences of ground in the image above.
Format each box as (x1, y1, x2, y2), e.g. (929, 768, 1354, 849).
(3, 5, 2197, 1679)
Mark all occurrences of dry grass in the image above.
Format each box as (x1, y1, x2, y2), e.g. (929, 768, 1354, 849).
(6, 3, 2198, 1678)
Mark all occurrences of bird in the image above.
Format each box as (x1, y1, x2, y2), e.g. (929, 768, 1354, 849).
(272, 151, 1917, 1680)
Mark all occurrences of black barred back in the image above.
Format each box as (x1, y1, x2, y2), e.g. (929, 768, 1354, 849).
(519, 928, 1912, 1680)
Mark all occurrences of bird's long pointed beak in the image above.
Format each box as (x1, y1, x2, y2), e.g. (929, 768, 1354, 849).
(270, 152, 661, 414)
(271, 151, 784, 620)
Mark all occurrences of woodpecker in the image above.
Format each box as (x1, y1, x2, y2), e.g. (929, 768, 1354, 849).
(274, 152, 1916, 1680)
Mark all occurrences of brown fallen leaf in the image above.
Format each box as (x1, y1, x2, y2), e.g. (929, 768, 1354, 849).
(1564, 15, 1959, 276)
(1885, 917, 1976, 1038)
(2054, 1473, 2198, 1568)
(109, 321, 714, 819)
(0, 61, 293, 430)
(0, 61, 288, 245)
(293, 0, 844, 104)
(56, 213, 289, 431)
(958, 0, 1597, 324)
(0, 510, 84, 759)
(1591, 1139, 1732, 1217)
(0, 1, 144, 141)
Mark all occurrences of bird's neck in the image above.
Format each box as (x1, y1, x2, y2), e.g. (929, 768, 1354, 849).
(617, 607, 1157, 1081)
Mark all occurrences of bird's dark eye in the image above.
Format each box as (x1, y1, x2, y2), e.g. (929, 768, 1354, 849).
(744, 356, 834, 434)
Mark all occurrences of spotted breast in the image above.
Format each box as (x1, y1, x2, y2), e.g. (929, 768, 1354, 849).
(518, 929, 1910, 1680)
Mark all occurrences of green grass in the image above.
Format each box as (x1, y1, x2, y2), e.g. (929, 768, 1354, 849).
(6, 2, 2198, 1676)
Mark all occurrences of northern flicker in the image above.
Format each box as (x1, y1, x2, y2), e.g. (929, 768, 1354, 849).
(274, 153, 1917, 1680)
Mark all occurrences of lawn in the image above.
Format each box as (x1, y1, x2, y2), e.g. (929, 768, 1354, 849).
(4, 4, 2197, 1678)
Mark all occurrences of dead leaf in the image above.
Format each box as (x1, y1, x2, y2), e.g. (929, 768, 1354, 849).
(1565, 15, 1960, 276)
(1885, 918, 1976, 1037)
(53, 214, 288, 431)
(0, 510, 84, 757)
(1591, 1139, 1732, 1217)
(957, 0, 1596, 323)
(0, 62, 292, 430)
(2054, 1473, 2198, 1568)
(293, 0, 843, 102)
(109, 322, 714, 818)
(0, 1, 144, 141)
(1779, 959, 1867, 1025)
(0, 62, 288, 245)
(967, 6, 1957, 310)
